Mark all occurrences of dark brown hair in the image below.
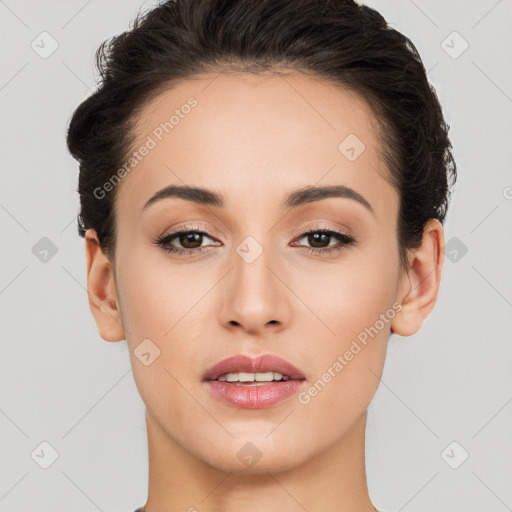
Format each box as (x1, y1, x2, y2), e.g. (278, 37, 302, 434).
(66, 0, 457, 270)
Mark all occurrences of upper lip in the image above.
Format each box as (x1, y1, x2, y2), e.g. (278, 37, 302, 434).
(203, 354, 306, 381)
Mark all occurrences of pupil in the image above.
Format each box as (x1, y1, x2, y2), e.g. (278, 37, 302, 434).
(181, 233, 202, 249)
(309, 233, 329, 248)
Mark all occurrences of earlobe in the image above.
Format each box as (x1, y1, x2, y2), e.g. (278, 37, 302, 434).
(85, 229, 126, 342)
(391, 219, 445, 337)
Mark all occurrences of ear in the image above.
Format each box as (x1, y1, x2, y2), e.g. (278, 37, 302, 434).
(85, 229, 126, 342)
(391, 219, 445, 337)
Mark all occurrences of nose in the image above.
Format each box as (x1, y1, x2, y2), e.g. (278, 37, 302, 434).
(219, 239, 291, 336)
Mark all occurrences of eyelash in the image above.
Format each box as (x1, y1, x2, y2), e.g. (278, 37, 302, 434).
(153, 224, 356, 256)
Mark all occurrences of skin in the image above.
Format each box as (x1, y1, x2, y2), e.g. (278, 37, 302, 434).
(84, 71, 444, 512)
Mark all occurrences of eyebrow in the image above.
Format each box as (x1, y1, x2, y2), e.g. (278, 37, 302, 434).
(142, 184, 374, 214)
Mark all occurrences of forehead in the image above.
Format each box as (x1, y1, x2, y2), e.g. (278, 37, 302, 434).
(115, 70, 397, 224)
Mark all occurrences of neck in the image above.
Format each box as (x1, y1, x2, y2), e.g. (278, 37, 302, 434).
(142, 410, 377, 512)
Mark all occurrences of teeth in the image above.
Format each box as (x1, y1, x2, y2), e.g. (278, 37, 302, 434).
(217, 372, 290, 382)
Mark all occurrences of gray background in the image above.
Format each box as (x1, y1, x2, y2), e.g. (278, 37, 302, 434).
(1, 0, 511, 511)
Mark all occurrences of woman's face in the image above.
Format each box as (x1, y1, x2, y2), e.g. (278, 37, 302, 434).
(103, 71, 412, 472)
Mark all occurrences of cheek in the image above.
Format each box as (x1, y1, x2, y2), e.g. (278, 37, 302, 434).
(116, 255, 206, 429)
(292, 244, 399, 344)
(294, 247, 398, 407)
(115, 242, 202, 338)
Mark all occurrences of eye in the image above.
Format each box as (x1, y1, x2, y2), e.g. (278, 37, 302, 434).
(153, 225, 357, 256)
(292, 228, 356, 255)
(153, 225, 219, 255)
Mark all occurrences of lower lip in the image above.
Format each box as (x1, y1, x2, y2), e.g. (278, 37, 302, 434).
(204, 379, 306, 409)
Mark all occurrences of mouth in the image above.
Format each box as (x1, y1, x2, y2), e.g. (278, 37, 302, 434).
(202, 353, 306, 382)
(202, 353, 306, 409)
(216, 371, 294, 385)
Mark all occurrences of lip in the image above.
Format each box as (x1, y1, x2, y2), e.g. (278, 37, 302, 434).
(202, 354, 306, 381)
(202, 353, 307, 409)
(205, 379, 306, 409)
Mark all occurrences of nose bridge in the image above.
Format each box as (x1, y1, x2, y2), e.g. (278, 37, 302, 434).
(234, 232, 277, 303)
(221, 231, 288, 332)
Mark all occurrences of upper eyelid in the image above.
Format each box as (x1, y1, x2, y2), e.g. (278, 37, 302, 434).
(162, 224, 348, 236)
(294, 225, 352, 238)
(156, 209, 357, 236)
(162, 224, 219, 239)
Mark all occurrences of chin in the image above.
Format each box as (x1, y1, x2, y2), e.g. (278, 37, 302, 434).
(196, 435, 310, 475)
(205, 451, 303, 475)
